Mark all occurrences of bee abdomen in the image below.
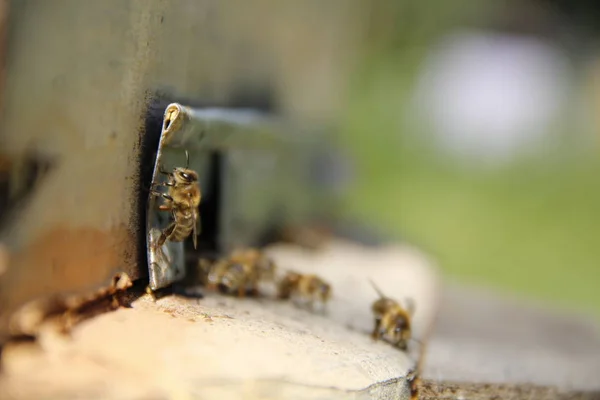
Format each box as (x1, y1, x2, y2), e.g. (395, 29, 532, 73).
(168, 219, 194, 242)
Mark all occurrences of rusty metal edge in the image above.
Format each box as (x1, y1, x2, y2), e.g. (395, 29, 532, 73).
(145, 104, 186, 291)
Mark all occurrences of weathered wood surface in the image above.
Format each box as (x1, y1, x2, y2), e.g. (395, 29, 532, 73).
(0, 240, 439, 400)
(3, 238, 597, 399)
(418, 380, 600, 400)
(423, 284, 600, 395)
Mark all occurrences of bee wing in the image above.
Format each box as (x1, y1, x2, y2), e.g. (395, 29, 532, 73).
(192, 201, 199, 250)
(195, 206, 202, 236)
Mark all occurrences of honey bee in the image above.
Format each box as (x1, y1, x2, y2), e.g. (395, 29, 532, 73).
(277, 271, 332, 310)
(370, 280, 415, 350)
(151, 150, 201, 249)
(230, 248, 277, 281)
(206, 249, 277, 297)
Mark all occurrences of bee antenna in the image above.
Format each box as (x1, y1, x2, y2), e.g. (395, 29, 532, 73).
(368, 278, 386, 299)
(184, 149, 190, 169)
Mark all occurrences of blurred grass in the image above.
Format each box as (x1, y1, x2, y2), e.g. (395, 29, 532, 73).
(337, 56, 600, 316)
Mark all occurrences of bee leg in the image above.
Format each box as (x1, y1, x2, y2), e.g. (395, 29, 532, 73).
(150, 180, 173, 190)
(395, 339, 408, 351)
(277, 291, 289, 300)
(248, 279, 260, 297)
(149, 183, 173, 196)
(158, 166, 171, 176)
(371, 318, 382, 340)
(245, 286, 257, 297)
(237, 286, 246, 298)
(153, 192, 174, 203)
(150, 191, 174, 207)
(145, 285, 156, 302)
(155, 222, 177, 248)
(276, 283, 289, 299)
(220, 284, 232, 295)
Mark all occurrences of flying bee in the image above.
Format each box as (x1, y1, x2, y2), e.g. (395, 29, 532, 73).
(206, 249, 277, 297)
(277, 271, 332, 310)
(151, 150, 201, 249)
(369, 279, 415, 350)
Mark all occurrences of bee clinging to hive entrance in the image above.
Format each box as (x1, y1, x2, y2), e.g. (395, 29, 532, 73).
(151, 150, 202, 250)
(205, 248, 277, 297)
(369, 279, 415, 350)
(277, 271, 332, 310)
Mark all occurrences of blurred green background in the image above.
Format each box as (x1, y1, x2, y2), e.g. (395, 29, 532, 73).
(336, 0, 600, 316)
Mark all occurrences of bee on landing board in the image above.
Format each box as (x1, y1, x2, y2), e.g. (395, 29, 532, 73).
(369, 279, 415, 350)
(151, 150, 201, 250)
(229, 248, 277, 283)
(205, 249, 277, 297)
(277, 271, 332, 310)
